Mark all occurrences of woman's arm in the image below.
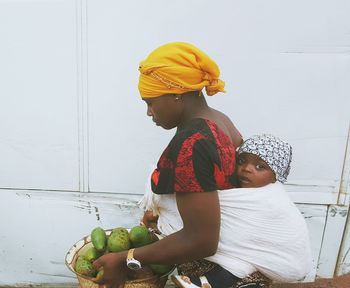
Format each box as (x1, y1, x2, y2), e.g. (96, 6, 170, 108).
(136, 191, 220, 263)
(93, 191, 220, 287)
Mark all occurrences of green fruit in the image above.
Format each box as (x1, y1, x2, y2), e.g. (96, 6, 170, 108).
(75, 255, 97, 277)
(83, 247, 103, 262)
(91, 227, 107, 252)
(95, 268, 104, 281)
(148, 263, 174, 275)
(112, 227, 129, 237)
(129, 225, 153, 248)
(107, 228, 131, 252)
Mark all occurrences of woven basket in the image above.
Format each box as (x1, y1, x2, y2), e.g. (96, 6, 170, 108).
(65, 229, 173, 288)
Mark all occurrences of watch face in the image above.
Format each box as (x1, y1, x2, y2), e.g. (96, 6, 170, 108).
(127, 261, 141, 270)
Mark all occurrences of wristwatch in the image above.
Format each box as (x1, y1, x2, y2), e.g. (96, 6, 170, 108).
(126, 248, 142, 270)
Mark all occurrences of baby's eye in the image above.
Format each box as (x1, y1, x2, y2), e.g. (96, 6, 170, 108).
(237, 158, 244, 165)
(256, 164, 266, 170)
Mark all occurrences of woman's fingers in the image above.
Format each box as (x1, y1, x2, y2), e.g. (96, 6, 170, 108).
(92, 257, 106, 284)
(93, 257, 103, 270)
(91, 252, 127, 288)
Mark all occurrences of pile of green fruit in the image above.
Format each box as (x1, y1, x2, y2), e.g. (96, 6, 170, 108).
(74, 225, 174, 280)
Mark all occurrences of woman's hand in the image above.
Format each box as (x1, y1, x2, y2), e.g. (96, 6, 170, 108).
(92, 252, 128, 288)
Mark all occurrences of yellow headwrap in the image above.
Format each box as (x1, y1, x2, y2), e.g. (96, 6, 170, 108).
(138, 42, 225, 98)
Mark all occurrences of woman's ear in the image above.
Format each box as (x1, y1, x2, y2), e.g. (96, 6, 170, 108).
(174, 94, 181, 101)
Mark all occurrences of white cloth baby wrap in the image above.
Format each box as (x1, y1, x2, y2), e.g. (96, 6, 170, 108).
(139, 182, 312, 282)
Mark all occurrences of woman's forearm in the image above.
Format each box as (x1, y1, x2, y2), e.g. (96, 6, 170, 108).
(132, 227, 218, 266)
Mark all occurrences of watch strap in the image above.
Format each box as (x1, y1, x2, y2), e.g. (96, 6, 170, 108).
(127, 248, 135, 261)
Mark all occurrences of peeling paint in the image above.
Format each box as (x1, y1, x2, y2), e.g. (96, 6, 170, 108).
(35, 272, 76, 279)
(342, 247, 350, 263)
(49, 261, 63, 265)
(339, 210, 348, 217)
(94, 206, 100, 221)
(13, 190, 142, 211)
(330, 207, 337, 217)
(329, 206, 348, 217)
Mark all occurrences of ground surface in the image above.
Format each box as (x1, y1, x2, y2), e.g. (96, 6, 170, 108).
(272, 273, 350, 288)
(163, 273, 350, 288)
(1, 274, 347, 288)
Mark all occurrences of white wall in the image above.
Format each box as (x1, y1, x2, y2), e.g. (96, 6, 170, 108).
(0, 0, 80, 191)
(0, 0, 349, 285)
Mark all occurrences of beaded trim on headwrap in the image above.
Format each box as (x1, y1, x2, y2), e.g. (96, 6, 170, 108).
(237, 134, 292, 183)
(150, 71, 187, 90)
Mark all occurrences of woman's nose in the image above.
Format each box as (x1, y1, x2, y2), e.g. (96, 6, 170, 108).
(147, 107, 153, 117)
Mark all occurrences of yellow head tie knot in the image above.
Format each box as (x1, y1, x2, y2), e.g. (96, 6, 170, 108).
(138, 42, 226, 98)
(138, 65, 151, 75)
(206, 79, 226, 96)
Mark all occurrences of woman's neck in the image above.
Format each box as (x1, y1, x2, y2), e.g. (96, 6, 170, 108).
(177, 93, 212, 130)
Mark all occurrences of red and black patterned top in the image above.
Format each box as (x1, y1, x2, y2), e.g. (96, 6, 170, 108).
(151, 118, 239, 194)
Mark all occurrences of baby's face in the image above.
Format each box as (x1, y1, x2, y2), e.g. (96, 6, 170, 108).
(236, 153, 276, 188)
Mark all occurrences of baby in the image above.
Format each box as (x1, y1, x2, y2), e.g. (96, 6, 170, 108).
(235, 133, 292, 188)
(198, 134, 312, 286)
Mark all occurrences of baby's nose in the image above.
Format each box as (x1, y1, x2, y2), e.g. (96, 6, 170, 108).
(242, 163, 254, 172)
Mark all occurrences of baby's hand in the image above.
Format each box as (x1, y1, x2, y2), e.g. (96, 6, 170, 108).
(141, 210, 159, 233)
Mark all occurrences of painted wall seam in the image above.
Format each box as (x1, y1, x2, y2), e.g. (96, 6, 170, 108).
(335, 204, 350, 276)
(338, 124, 350, 206)
(76, 0, 90, 192)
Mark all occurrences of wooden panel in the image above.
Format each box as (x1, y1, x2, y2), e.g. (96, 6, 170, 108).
(0, 189, 143, 284)
(0, 0, 80, 191)
(0, 188, 327, 284)
(317, 205, 349, 278)
(296, 204, 328, 282)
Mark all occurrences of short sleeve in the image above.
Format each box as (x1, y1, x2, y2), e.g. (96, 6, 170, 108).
(174, 135, 219, 193)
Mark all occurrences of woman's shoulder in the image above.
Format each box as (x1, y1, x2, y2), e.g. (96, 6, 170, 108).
(207, 109, 242, 147)
(175, 118, 229, 142)
(170, 116, 239, 154)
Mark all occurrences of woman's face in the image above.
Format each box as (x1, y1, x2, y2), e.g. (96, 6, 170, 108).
(143, 94, 183, 130)
(236, 153, 276, 188)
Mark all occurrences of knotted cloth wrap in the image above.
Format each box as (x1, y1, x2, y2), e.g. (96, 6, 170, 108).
(138, 42, 225, 98)
(139, 178, 312, 282)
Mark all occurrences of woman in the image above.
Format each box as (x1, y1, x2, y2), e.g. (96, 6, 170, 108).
(93, 42, 269, 288)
